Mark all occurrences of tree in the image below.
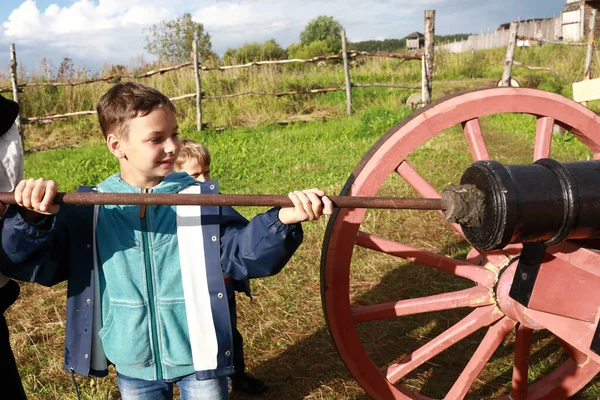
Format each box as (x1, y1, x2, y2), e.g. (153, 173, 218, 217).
(287, 40, 333, 59)
(223, 39, 287, 64)
(260, 39, 287, 61)
(144, 13, 214, 63)
(300, 16, 344, 53)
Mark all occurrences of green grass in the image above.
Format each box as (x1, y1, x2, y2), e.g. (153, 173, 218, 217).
(6, 43, 600, 399)
(25, 105, 412, 196)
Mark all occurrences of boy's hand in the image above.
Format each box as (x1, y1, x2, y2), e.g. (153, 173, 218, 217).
(278, 188, 333, 225)
(14, 178, 60, 216)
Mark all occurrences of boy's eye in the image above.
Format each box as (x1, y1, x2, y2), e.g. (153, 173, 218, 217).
(150, 137, 161, 143)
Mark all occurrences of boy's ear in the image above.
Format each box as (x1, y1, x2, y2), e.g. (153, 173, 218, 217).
(107, 133, 125, 159)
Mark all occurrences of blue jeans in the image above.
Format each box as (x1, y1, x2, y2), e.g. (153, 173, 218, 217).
(117, 372, 230, 400)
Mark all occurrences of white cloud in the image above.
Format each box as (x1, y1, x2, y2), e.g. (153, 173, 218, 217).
(2, 1, 42, 37)
(3, 0, 174, 38)
(0, 0, 566, 70)
(193, 4, 255, 28)
(0, 0, 177, 70)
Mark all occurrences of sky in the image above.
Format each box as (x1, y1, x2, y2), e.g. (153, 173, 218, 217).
(0, 0, 566, 74)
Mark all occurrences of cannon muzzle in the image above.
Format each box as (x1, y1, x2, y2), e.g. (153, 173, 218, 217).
(443, 159, 600, 251)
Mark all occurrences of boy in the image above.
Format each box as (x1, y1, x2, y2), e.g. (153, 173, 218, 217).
(0, 82, 332, 400)
(0, 95, 27, 400)
(176, 140, 266, 395)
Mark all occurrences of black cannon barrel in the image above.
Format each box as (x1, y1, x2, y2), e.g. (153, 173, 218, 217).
(447, 159, 600, 251)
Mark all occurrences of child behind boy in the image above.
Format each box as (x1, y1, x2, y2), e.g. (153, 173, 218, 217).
(176, 140, 267, 395)
(0, 82, 332, 400)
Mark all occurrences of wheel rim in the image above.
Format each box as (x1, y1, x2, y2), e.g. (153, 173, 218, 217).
(321, 88, 600, 399)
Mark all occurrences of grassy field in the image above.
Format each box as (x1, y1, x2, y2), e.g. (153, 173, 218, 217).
(4, 44, 600, 399)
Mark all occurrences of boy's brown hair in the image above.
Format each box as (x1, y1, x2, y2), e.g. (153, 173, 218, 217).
(176, 139, 211, 169)
(96, 82, 176, 139)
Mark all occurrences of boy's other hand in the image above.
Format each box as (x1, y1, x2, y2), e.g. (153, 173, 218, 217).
(278, 188, 333, 225)
(15, 178, 60, 216)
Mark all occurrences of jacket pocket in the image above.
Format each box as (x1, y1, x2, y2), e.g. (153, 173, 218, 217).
(157, 300, 193, 367)
(98, 302, 153, 367)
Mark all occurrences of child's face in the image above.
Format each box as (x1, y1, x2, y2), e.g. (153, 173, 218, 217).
(181, 158, 210, 182)
(179, 159, 211, 182)
(108, 108, 180, 188)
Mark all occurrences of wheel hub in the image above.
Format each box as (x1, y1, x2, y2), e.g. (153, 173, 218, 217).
(494, 261, 544, 330)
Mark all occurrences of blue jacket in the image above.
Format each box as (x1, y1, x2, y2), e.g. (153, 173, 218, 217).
(0, 177, 303, 380)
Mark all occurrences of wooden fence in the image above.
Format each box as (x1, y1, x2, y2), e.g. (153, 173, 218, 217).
(3, 10, 436, 146)
(439, 15, 563, 53)
(500, 13, 598, 109)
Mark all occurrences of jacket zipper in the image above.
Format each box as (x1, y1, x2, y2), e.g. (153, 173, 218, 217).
(141, 189, 162, 379)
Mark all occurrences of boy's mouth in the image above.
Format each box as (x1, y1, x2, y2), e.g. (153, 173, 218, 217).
(159, 159, 174, 166)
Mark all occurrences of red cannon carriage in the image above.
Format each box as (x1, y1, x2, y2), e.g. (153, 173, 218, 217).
(321, 87, 600, 399)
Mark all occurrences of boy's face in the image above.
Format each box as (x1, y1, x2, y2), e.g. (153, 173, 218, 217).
(108, 108, 180, 188)
(179, 159, 211, 182)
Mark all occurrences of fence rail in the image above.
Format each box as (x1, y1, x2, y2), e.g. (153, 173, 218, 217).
(20, 83, 420, 125)
(512, 61, 573, 82)
(6, 10, 436, 141)
(516, 35, 588, 46)
(1, 50, 423, 93)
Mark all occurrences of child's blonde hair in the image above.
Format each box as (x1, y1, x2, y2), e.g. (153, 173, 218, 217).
(176, 139, 211, 169)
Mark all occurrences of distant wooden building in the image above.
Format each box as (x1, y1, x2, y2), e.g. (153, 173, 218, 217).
(562, 0, 600, 40)
(405, 32, 424, 50)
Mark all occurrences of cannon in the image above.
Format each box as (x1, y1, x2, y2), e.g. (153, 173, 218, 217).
(3, 87, 600, 398)
(321, 87, 600, 399)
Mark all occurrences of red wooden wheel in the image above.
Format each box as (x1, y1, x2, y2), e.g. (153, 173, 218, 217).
(321, 88, 600, 399)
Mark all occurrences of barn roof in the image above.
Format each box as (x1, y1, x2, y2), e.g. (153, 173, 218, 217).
(405, 31, 424, 39)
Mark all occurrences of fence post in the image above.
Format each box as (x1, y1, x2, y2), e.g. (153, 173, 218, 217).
(192, 39, 202, 131)
(9, 43, 23, 150)
(423, 10, 435, 105)
(421, 55, 426, 105)
(341, 30, 352, 116)
(584, 9, 597, 80)
(500, 22, 519, 87)
(580, 2, 586, 40)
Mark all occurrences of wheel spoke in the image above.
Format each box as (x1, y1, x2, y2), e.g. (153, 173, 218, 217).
(396, 161, 468, 240)
(510, 324, 533, 400)
(385, 305, 502, 384)
(352, 285, 493, 324)
(462, 118, 490, 161)
(533, 116, 554, 161)
(356, 231, 496, 286)
(446, 317, 516, 400)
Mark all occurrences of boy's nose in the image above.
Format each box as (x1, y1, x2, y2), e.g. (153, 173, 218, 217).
(165, 138, 180, 154)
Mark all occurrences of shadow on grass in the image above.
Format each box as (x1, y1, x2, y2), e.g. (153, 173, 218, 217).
(231, 240, 599, 400)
